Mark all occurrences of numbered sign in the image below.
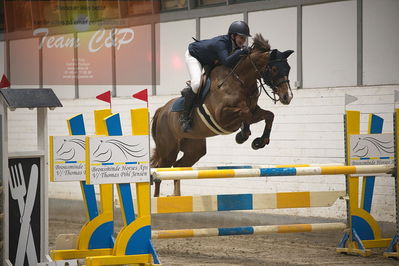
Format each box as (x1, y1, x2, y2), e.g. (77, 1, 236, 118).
(86, 135, 150, 184)
(49, 136, 86, 181)
(350, 133, 394, 166)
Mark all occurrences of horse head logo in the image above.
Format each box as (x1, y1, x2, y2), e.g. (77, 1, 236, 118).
(351, 136, 394, 158)
(56, 138, 85, 161)
(92, 139, 147, 163)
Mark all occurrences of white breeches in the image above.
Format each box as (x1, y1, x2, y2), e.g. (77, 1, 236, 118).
(185, 49, 203, 93)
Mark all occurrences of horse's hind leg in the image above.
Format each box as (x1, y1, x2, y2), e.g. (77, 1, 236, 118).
(152, 145, 179, 197)
(172, 138, 206, 196)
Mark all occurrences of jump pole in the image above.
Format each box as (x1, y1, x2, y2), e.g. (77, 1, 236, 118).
(152, 164, 393, 181)
(152, 223, 347, 239)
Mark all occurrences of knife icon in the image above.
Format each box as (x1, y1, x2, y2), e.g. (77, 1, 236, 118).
(15, 164, 38, 266)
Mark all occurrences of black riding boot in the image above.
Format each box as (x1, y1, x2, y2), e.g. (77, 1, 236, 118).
(180, 86, 196, 132)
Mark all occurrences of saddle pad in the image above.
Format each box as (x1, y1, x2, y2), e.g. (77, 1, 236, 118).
(171, 78, 211, 112)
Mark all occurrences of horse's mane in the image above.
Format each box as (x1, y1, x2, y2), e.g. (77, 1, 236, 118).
(252, 34, 271, 52)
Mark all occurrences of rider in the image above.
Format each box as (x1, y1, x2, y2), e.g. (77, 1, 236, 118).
(180, 20, 252, 132)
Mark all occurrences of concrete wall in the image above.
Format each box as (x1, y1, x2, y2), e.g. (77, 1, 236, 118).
(7, 85, 397, 222)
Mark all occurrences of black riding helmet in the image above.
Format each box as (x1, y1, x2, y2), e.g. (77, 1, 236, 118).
(228, 21, 251, 37)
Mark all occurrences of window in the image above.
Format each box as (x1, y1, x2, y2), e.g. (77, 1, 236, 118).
(161, 0, 187, 11)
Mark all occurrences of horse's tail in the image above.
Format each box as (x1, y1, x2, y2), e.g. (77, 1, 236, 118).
(150, 107, 162, 168)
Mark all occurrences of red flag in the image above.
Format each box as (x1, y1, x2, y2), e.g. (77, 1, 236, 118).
(132, 89, 148, 102)
(0, 74, 10, 88)
(96, 91, 111, 104)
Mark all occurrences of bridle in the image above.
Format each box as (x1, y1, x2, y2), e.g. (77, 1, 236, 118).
(217, 49, 291, 104)
(249, 53, 291, 104)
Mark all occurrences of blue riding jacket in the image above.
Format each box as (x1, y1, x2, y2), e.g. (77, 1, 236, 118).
(188, 35, 246, 68)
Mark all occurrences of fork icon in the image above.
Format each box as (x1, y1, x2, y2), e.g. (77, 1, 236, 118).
(9, 163, 38, 266)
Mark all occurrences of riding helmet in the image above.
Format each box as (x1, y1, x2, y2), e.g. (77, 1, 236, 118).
(228, 21, 251, 37)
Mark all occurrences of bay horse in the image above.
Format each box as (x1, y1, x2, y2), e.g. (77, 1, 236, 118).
(151, 34, 293, 197)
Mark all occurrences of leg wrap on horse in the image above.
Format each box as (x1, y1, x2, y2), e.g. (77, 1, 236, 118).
(180, 86, 197, 132)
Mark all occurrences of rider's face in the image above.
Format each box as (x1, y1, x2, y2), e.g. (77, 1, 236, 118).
(233, 34, 247, 48)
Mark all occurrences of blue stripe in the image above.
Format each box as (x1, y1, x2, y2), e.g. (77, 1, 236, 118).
(119, 183, 136, 224)
(66, 161, 77, 163)
(102, 163, 114, 165)
(260, 167, 297, 176)
(362, 177, 375, 213)
(126, 162, 137, 165)
(360, 157, 370, 160)
(217, 194, 253, 211)
(106, 114, 123, 136)
(218, 226, 254, 236)
(362, 114, 383, 214)
(380, 157, 390, 159)
(369, 114, 383, 134)
(217, 166, 252, 169)
(82, 180, 99, 220)
(69, 114, 86, 135)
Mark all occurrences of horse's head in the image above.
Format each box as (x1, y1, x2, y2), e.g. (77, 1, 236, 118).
(56, 138, 85, 161)
(251, 34, 294, 105)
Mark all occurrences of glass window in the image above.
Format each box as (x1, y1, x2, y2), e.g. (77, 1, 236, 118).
(31, 0, 60, 29)
(199, 0, 225, 6)
(128, 0, 155, 15)
(5, 0, 33, 32)
(161, 0, 187, 11)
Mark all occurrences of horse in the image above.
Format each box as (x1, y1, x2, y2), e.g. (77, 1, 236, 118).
(151, 34, 294, 197)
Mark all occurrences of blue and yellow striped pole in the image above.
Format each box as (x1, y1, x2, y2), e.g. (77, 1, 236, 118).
(152, 223, 346, 239)
(153, 164, 393, 181)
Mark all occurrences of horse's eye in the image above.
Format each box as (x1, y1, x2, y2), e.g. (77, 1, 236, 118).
(272, 66, 278, 74)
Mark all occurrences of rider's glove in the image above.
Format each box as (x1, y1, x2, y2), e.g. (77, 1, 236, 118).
(241, 46, 251, 54)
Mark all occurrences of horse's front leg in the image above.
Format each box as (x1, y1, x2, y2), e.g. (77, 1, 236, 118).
(235, 122, 251, 144)
(249, 105, 274, 150)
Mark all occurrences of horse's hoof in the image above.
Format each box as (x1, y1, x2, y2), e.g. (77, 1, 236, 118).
(235, 132, 249, 144)
(251, 137, 266, 150)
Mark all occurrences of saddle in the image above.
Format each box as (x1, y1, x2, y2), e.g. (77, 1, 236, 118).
(171, 66, 213, 112)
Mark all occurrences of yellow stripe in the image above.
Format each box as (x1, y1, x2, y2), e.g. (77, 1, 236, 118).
(85, 136, 91, 184)
(362, 238, 392, 248)
(49, 136, 54, 182)
(155, 229, 194, 239)
(276, 192, 310, 208)
(320, 166, 356, 175)
(346, 111, 360, 165)
(50, 248, 113, 261)
(350, 177, 359, 210)
(94, 109, 112, 135)
(86, 254, 152, 265)
(131, 108, 149, 135)
(198, 169, 235, 179)
(157, 196, 193, 213)
(277, 224, 312, 233)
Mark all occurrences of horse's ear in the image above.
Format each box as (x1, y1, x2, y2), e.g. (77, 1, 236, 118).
(270, 49, 278, 58)
(283, 50, 294, 58)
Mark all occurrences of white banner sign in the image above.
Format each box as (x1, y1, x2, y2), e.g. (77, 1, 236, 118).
(50, 136, 86, 182)
(87, 135, 150, 184)
(350, 133, 394, 166)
